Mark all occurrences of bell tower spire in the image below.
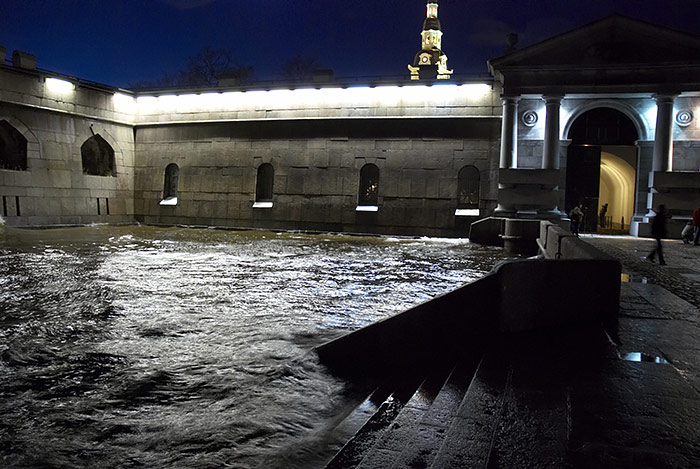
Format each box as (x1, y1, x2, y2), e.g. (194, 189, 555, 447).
(408, 0, 453, 80)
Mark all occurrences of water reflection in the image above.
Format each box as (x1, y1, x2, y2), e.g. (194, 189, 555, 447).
(0, 225, 510, 468)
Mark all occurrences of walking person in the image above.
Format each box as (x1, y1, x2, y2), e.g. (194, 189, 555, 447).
(693, 205, 700, 246)
(646, 204, 668, 265)
(569, 204, 584, 237)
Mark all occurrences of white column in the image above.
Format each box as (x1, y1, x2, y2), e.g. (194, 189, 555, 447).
(542, 95, 562, 170)
(499, 96, 520, 169)
(652, 94, 676, 172)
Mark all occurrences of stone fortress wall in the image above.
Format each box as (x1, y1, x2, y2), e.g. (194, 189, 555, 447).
(0, 53, 136, 226)
(2, 43, 700, 236)
(0, 51, 504, 236)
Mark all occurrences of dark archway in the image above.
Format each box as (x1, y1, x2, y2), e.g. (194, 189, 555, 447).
(81, 134, 115, 177)
(358, 164, 379, 206)
(0, 120, 28, 171)
(457, 165, 480, 209)
(163, 163, 179, 199)
(566, 107, 639, 232)
(255, 163, 274, 202)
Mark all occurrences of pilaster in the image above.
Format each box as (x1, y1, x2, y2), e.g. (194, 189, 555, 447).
(542, 95, 563, 170)
(499, 96, 520, 169)
(652, 94, 677, 172)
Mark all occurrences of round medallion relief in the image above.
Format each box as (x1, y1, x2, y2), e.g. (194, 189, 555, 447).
(675, 109, 693, 127)
(522, 110, 538, 127)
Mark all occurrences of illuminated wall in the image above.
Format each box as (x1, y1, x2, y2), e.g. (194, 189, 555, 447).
(599, 151, 636, 228)
(0, 70, 136, 226)
(133, 84, 496, 124)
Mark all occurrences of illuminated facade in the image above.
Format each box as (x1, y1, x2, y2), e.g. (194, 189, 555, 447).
(408, 0, 453, 80)
(488, 15, 700, 237)
(1, 16, 699, 238)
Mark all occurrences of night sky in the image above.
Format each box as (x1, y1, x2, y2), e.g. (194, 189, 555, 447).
(1, 0, 699, 89)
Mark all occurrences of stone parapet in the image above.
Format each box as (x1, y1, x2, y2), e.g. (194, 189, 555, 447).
(538, 221, 616, 260)
(317, 222, 620, 377)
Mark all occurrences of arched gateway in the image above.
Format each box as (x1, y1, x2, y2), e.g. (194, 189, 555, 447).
(488, 15, 700, 236)
(565, 107, 639, 233)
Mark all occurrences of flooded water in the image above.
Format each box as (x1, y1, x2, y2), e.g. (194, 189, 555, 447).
(0, 225, 510, 468)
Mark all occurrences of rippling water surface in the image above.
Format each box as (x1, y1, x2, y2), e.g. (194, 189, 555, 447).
(0, 225, 510, 468)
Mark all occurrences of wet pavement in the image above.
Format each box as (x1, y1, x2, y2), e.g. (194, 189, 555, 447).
(524, 234, 700, 467)
(436, 234, 700, 468)
(586, 234, 700, 310)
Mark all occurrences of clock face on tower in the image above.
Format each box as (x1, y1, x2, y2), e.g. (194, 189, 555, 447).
(420, 53, 431, 64)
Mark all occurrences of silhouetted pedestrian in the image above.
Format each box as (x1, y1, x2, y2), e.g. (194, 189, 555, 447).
(647, 204, 668, 265)
(692, 205, 700, 246)
(569, 204, 584, 237)
(599, 203, 608, 228)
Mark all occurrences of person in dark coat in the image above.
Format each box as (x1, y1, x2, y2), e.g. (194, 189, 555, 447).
(569, 204, 584, 237)
(646, 204, 668, 265)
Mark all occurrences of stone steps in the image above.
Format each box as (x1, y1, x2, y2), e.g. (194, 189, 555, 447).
(324, 354, 486, 469)
(360, 357, 480, 469)
(324, 372, 425, 469)
(430, 350, 509, 468)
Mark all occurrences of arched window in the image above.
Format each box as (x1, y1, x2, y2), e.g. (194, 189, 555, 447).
(358, 163, 379, 208)
(0, 120, 28, 171)
(160, 163, 179, 206)
(456, 165, 480, 216)
(81, 134, 115, 176)
(255, 163, 274, 202)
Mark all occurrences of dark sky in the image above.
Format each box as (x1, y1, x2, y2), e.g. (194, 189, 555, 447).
(1, 0, 698, 89)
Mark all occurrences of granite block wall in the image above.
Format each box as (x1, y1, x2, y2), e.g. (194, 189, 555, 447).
(133, 118, 500, 236)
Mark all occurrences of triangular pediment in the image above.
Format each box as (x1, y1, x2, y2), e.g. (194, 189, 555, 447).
(488, 15, 700, 95)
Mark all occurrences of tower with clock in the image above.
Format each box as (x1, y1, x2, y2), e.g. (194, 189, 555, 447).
(408, 0, 453, 80)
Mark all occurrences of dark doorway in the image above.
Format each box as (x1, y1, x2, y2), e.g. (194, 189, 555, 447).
(566, 145, 601, 232)
(566, 108, 638, 232)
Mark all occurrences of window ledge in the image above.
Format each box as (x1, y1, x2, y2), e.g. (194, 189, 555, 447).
(253, 201, 273, 209)
(356, 205, 379, 212)
(160, 196, 178, 206)
(455, 208, 479, 216)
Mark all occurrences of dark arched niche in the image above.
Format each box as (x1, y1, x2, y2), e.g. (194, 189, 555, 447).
(457, 165, 480, 208)
(163, 163, 179, 199)
(0, 120, 28, 171)
(81, 134, 115, 176)
(358, 163, 379, 206)
(255, 163, 274, 202)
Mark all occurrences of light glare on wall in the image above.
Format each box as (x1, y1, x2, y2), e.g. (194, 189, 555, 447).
(132, 82, 493, 115)
(45, 77, 74, 93)
(113, 92, 135, 112)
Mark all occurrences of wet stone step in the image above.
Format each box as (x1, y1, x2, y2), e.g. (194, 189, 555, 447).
(431, 350, 510, 468)
(390, 357, 482, 469)
(354, 361, 461, 469)
(324, 373, 424, 469)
